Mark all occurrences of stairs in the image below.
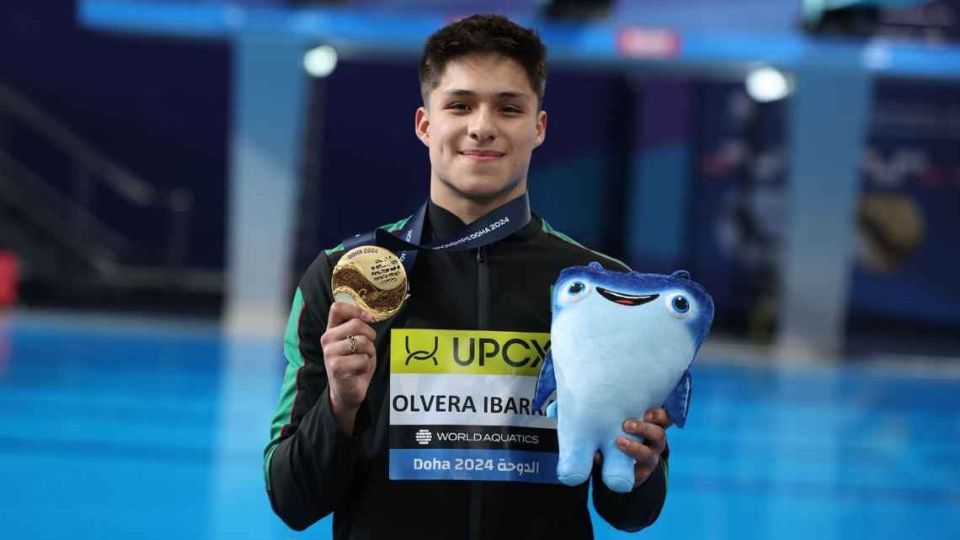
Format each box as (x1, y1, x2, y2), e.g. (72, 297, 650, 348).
(0, 83, 223, 313)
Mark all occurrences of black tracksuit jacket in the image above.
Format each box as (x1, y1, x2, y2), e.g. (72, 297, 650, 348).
(265, 201, 668, 539)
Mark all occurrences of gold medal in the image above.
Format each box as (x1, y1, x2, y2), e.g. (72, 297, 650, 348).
(331, 245, 408, 322)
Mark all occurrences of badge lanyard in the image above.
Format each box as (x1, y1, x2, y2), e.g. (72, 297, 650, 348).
(342, 193, 532, 276)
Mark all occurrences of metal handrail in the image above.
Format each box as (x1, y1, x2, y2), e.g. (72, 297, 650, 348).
(0, 82, 195, 268)
(0, 83, 158, 206)
(0, 150, 122, 274)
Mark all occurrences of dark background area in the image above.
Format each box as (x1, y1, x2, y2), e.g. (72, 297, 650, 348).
(2, 0, 959, 349)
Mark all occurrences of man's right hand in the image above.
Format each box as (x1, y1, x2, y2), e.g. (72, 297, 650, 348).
(320, 301, 377, 435)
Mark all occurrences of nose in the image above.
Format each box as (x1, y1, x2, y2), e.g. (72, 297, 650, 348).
(468, 107, 497, 144)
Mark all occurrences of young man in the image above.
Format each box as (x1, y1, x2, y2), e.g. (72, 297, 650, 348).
(265, 14, 672, 539)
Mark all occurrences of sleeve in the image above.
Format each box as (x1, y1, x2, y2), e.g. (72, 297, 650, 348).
(261, 254, 372, 531)
(591, 450, 669, 532)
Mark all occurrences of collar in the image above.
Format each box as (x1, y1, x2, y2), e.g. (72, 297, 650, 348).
(426, 199, 469, 242)
(425, 196, 539, 244)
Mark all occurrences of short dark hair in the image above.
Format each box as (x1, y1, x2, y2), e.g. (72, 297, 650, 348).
(419, 14, 548, 107)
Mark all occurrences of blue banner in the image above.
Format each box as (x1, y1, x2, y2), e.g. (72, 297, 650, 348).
(389, 448, 558, 484)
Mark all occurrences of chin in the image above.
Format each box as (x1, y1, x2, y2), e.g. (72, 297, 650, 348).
(454, 180, 519, 203)
(435, 164, 525, 204)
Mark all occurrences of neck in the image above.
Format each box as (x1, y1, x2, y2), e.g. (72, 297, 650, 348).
(430, 179, 527, 225)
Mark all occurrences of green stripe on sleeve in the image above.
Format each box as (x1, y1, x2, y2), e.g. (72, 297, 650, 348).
(540, 218, 631, 270)
(263, 287, 307, 490)
(324, 243, 346, 256)
(663, 456, 669, 492)
(323, 215, 412, 256)
(384, 215, 411, 233)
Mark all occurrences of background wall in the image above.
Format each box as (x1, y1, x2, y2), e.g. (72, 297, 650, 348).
(2, 0, 959, 347)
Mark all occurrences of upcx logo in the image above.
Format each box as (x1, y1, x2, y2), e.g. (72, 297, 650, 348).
(405, 335, 439, 366)
(391, 329, 551, 376)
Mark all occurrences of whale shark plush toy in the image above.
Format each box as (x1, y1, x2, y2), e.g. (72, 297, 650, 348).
(532, 262, 714, 493)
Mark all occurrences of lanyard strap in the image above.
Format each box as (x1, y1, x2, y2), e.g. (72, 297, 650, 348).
(342, 194, 531, 275)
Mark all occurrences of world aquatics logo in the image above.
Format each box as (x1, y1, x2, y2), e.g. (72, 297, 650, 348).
(415, 429, 433, 445)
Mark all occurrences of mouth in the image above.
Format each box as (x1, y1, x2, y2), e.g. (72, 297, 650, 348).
(596, 287, 659, 307)
(460, 150, 505, 162)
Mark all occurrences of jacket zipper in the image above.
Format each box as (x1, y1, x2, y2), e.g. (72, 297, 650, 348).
(476, 246, 489, 327)
(469, 245, 489, 540)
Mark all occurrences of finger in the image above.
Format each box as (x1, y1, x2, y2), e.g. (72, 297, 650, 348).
(643, 408, 673, 429)
(329, 334, 376, 359)
(637, 423, 666, 454)
(622, 418, 644, 435)
(322, 317, 377, 347)
(616, 436, 659, 467)
(623, 419, 666, 449)
(326, 354, 375, 378)
(327, 301, 373, 329)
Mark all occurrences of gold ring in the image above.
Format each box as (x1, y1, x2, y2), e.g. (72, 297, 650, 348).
(347, 335, 358, 354)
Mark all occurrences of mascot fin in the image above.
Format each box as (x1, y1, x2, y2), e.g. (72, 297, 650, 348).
(532, 351, 556, 412)
(664, 369, 692, 428)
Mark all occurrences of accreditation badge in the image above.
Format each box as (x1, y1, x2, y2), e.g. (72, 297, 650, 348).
(388, 329, 559, 484)
(331, 246, 408, 322)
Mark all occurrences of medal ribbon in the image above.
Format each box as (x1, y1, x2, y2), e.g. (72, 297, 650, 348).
(342, 193, 531, 275)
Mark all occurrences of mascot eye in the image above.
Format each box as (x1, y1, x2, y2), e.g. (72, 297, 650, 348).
(666, 294, 691, 318)
(559, 281, 590, 303)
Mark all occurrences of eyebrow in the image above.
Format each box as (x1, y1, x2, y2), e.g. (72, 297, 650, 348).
(442, 89, 529, 100)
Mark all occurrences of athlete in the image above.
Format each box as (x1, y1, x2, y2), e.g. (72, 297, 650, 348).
(265, 14, 672, 539)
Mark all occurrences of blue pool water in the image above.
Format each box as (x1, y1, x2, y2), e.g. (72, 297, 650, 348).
(0, 314, 957, 539)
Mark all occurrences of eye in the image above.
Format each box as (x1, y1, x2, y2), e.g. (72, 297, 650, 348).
(559, 280, 590, 303)
(447, 102, 470, 112)
(666, 294, 691, 318)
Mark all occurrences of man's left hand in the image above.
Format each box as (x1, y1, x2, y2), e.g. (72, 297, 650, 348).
(616, 407, 672, 489)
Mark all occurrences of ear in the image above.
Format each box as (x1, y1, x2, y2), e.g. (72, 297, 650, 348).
(534, 109, 548, 148)
(415, 106, 430, 147)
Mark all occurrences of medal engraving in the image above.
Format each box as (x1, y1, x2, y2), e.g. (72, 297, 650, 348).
(331, 246, 408, 321)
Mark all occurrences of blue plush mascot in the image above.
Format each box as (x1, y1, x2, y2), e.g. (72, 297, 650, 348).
(532, 262, 714, 493)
